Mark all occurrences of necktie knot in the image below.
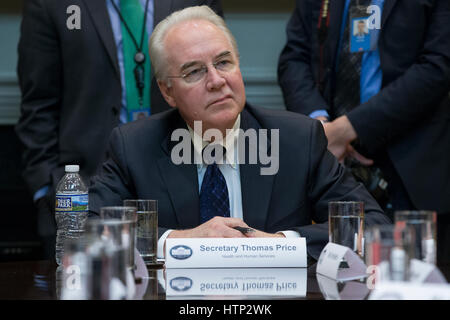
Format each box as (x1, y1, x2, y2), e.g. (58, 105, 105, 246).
(202, 144, 227, 165)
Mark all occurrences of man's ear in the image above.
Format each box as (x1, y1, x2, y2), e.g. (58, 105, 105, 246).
(157, 79, 177, 108)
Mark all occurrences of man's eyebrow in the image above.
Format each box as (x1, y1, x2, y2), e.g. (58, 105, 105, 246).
(180, 61, 201, 72)
(179, 51, 232, 71)
(215, 51, 232, 60)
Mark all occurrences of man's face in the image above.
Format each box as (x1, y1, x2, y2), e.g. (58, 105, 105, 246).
(358, 21, 366, 33)
(158, 20, 246, 133)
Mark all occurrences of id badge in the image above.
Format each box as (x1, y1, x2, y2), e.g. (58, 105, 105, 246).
(349, 5, 371, 53)
(129, 108, 150, 121)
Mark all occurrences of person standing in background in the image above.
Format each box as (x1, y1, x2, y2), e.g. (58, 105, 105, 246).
(278, 0, 450, 263)
(15, 0, 223, 259)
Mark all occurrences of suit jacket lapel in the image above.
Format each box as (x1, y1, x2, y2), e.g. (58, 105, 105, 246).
(381, 0, 398, 29)
(239, 106, 276, 231)
(156, 106, 277, 231)
(82, 0, 120, 79)
(327, 0, 346, 69)
(157, 112, 199, 229)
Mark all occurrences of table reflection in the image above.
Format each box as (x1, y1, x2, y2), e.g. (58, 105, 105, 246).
(163, 268, 307, 299)
(316, 273, 370, 300)
(2, 259, 449, 300)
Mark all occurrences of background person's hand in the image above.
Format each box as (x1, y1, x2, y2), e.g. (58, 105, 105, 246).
(323, 116, 373, 165)
(346, 144, 373, 166)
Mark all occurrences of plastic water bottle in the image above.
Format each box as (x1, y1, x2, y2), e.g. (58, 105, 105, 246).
(55, 165, 88, 265)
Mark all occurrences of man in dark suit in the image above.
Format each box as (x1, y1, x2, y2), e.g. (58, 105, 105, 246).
(89, 6, 390, 260)
(15, 0, 222, 258)
(278, 0, 450, 263)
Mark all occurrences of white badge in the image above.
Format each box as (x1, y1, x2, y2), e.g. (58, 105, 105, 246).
(165, 238, 307, 268)
(409, 259, 447, 284)
(316, 273, 369, 300)
(369, 282, 450, 300)
(165, 268, 307, 297)
(316, 242, 367, 281)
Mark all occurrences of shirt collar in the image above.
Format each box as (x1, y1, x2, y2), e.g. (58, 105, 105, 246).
(187, 114, 241, 169)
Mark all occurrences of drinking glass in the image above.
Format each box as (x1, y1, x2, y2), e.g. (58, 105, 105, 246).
(84, 218, 136, 299)
(395, 211, 437, 264)
(123, 200, 158, 265)
(329, 201, 365, 257)
(365, 224, 415, 282)
(100, 206, 137, 270)
(58, 236, 89, 300)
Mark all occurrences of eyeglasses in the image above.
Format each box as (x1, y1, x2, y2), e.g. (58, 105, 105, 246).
(167, 51, 236, 84)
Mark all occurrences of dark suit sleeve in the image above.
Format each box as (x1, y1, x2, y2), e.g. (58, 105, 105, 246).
(297, 121, 391, 259)
(347, 0, 450, 153)
(14, 0, 61, 196)
(88, 127, 170, 238)
(88, 127, 134, 215)
(277, 0, 330, 116)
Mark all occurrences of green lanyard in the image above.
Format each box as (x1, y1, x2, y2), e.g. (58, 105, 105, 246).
(112, 0, 151, 120)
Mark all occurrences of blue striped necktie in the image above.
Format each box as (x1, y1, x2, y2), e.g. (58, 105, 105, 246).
(199, 147, 230, 223)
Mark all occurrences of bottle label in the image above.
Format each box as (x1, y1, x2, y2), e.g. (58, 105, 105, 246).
(55, 194, 88, 212)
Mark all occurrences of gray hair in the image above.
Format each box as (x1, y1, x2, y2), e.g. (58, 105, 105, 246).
(149, 5, 239, 82)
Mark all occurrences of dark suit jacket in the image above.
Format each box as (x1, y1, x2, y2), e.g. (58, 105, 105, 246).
(278, 0, 450, 213)
(15, 0, 223, 198)
(88, 103, 391, 259)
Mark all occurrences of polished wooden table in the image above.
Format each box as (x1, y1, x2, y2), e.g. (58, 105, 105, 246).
(0, 260, 325, 300)
(0, 260, 448, 300)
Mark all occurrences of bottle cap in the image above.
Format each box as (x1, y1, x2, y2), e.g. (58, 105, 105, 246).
(65, 165, 80, 172)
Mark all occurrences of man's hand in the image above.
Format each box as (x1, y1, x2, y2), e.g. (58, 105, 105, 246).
(167, 216, 249, 238)
(166, 217, 285, 239)
(323, 116, 373, 165)
(315, 116, 329, 123)
(163, 218, 285, 258)
(244, 230, 285, 238)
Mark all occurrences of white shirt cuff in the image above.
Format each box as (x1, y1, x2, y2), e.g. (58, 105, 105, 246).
(277, 230, 301, 238)
(157, 229, 174, 259)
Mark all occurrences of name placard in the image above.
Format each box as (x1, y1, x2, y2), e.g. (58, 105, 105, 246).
(410, 259, 447, 284)
(165, 238, 307, 268)
(316, 242, 367, 281)
(369, 282, 450, 300)
(368, 259, 447, 285)
(316, 273, 370, 300)
(166, 268, 307, 297)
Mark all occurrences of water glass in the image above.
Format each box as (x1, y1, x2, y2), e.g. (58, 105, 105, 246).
(100, 206, 137, 270)
(84, 218, 135, 299)
(395, 211, 437, 264)
(365, 224, 415, 282)
(58, 236, 89, 300)
(124, 200, 158, 265)
(329, 201, 365, 257)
